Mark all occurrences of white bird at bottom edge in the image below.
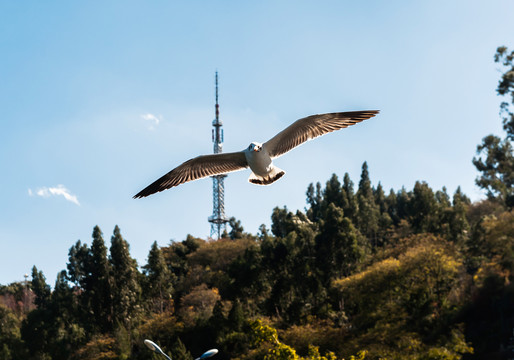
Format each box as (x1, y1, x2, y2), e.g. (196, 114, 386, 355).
(133, 110, 379, 199)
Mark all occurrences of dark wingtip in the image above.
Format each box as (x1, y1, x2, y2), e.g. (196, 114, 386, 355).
(133, 189, 151, 199)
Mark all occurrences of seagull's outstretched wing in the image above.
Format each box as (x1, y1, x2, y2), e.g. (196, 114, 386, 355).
(133, 152, 248, 198)
(264, 110, 379, 159)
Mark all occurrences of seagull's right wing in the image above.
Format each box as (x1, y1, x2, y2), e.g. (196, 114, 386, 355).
(264, 110, 379, 159)
(133, 151, 248, 198)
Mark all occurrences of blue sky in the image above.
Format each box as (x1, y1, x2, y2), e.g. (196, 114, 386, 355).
(1, 1, 514, 286)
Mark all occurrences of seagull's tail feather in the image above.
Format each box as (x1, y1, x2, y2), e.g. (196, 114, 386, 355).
(248, 167, 285, 185)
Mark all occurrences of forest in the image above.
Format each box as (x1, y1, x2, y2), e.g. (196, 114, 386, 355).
(1, 47, 513, 360)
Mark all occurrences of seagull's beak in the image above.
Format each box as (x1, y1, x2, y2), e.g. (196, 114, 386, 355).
(253, 146, 259, 152)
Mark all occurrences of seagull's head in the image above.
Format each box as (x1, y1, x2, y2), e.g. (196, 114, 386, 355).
(248, 142, 262, 152)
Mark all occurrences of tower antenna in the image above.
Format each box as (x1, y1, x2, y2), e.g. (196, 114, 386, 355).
(208, 72, 229, 239)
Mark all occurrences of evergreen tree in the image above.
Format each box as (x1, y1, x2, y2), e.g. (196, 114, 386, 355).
(473, 46, 514, 207)
(30, 266, 50, 309)
(322, 173, 344, 210)
(0, 304, 25, 359)
(228, 217, 244, 239)
(342, 172, 358, 222)
(143, 241, 173, 313)
(306, 182, 323, 222)
(356, 162, 380, 246)
(315, 203, 363, 284)
(473, 135, 514, 207)
(409, 181, 439, 233)
(228, 299, 244, 331)
(396, 187, 411, 222)
(271, 206, 296, 238)
(449, 187, 471, 243)
(172, 338, 193, 360)
(386, 189, 400, 225)
(85, 225, 112, 333)
(374, 183, 393, 245)
(67, 240, 89, 287)
(48, 271, 85, 360)
(109, 225, 141, 329)
(495, 46, 514, 140)
(21, 267, 53, 359)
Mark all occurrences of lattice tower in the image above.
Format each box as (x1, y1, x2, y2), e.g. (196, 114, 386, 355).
(208, 72, 229, 239)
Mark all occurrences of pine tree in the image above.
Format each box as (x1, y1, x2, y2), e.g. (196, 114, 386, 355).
(30, 266, 50, 309)
(342, 172, 358, 222)
(85, 225, 113, 333)
(374, 183, 393, 245)
(271, 206, 296, 238)
(473, 46, 514, 207)
(386, 188, 399, 225)
(356, 162, 380, 246)
(323, 173, 344, 209)
(49, 271, 85, 360)
(228, 299, 244, 331)
(143, 241, 173, 313)
(315, 203, 364, 283)
(67, 240, 89, 287)
(449, 187, 471, 243)
(228, 217, 245, 239)
(409, 181, 439, 233)
(109, 225, 141, 329)
(172, 338, 193, 360)
(306, 182, 323, 222)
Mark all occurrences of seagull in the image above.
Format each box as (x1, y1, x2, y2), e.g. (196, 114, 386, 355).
(133, 110, 379, 198)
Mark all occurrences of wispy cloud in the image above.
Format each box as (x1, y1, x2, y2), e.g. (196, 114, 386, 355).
(141, 113, 162, 130)
(28, 185, 80, 206)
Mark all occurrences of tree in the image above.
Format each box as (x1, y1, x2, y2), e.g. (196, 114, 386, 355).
(473, 46, 514, 207)
(341, 173, 358, 222)
(0, 304, 25, 359)
(229, 217, 245, 239)
(172, 338, 193, 360)
(30, 266, 50, 309)
(143, 241, 173, 313)
(271, 207, 297, 238)
(356, 162, 380, 246)
(473, 135, 514, 207)
(408, 181, 439, 233)
(334, 236, 472, 359)
(323, 174, 344, 210)
(306, 182, 323, 222)
(374, 183, 393, 245)
(315, 203, 364, 284)
(67, 240, 89, 286)
(495, 46, 514, 139)
(85, 226, 113, 333)
(109, 225, 141, 329)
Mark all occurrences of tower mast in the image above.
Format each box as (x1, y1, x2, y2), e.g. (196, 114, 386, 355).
(208, 72, 229, 239)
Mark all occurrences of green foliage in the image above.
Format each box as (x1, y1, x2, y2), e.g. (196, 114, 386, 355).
(473, 135, 514, 206)
(31, 266, 50, 308)
(6, 46, 514, 356)
(473, 46, 514, 207)
(142, 241, 174, 313)
(229, 217, 246, 239)
(0, 304, 25, 359)
(494, 46, 514, 140)
(109, 225, 142, 329)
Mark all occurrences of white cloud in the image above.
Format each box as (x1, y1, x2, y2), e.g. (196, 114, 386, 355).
(141, 113, 162, 130)
(28, 185, 80, 206)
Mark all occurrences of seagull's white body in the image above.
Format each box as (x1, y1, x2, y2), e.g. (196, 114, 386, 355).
(134, 110, 379, 198)
(244, 142, 285, 185)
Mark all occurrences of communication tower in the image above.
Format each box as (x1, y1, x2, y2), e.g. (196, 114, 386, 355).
(208, 72, 229, 239)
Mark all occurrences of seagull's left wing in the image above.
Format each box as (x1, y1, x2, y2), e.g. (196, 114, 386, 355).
(264, 110, 379, 159)
(133, 151, 248, 198)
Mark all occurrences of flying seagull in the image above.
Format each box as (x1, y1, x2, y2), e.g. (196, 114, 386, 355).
(134, 110, 379, 198)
